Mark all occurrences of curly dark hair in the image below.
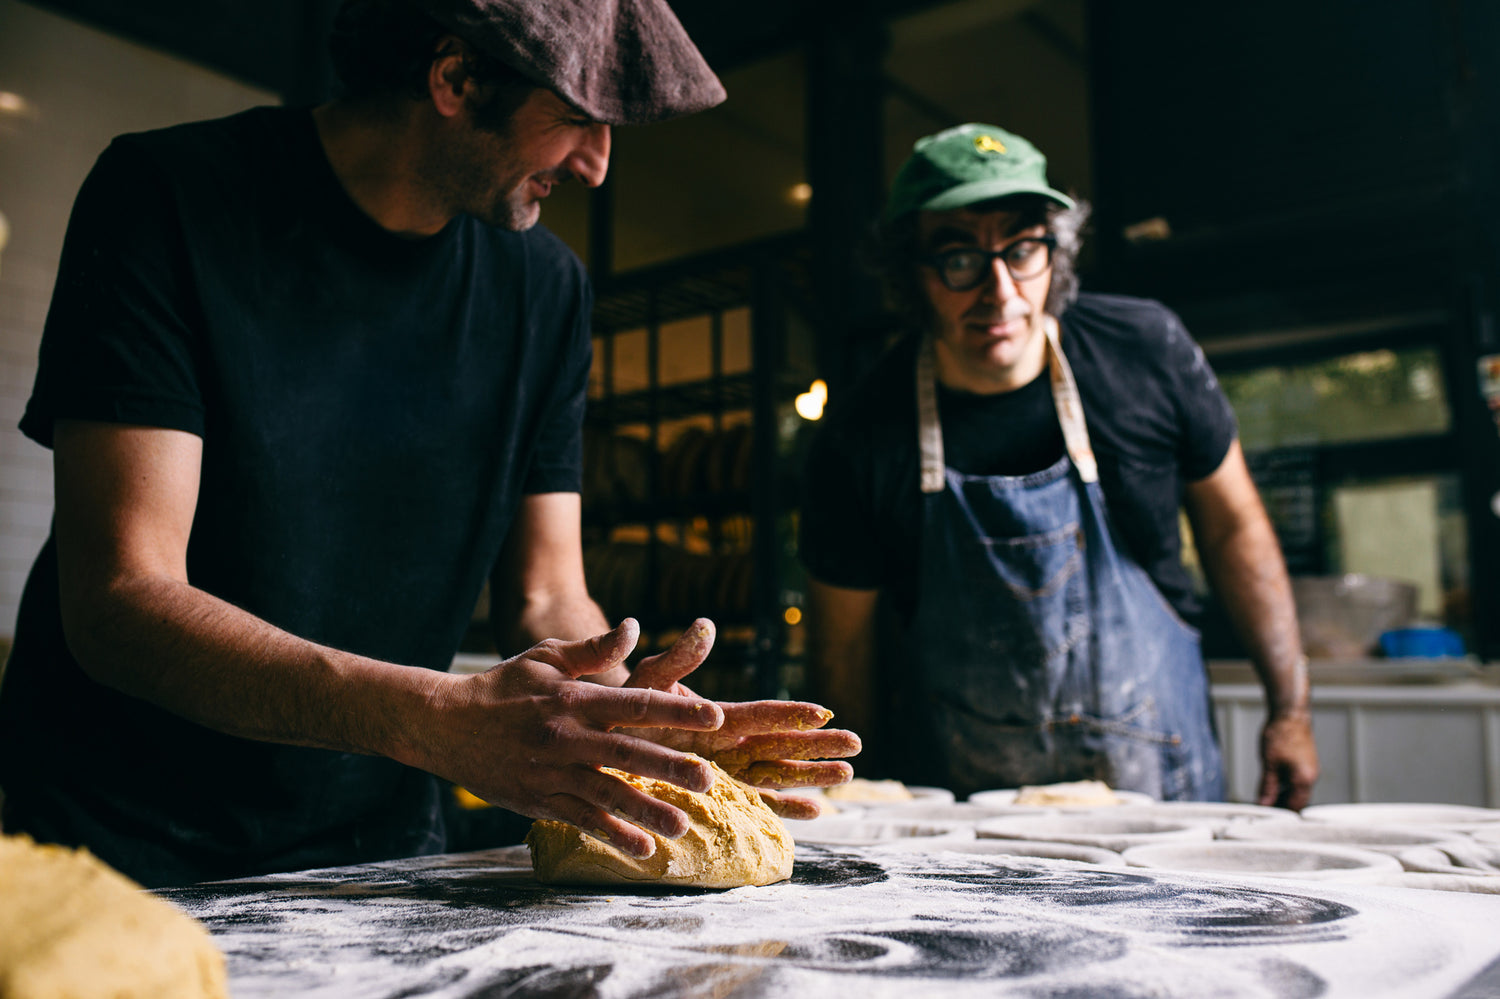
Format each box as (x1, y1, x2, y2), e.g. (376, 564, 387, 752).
(866, 194, 1092, 333)
(327, 0, 534, 129)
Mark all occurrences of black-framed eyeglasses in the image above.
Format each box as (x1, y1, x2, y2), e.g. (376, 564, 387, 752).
(918, 236, 1057, 292)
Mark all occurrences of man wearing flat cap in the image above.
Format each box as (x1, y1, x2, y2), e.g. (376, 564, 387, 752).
(801, 123, 1317, 807)
(0, 0, 857, 888)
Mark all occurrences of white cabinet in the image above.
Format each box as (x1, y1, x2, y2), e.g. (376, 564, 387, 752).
(1211, 663, 1500, 807)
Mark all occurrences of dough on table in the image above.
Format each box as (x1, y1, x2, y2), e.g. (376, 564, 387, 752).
(0, 833, 228, 999)
(527, 760, 793, 888)
(825, 777, 915, 803)
(1013, 779, 1122, 807)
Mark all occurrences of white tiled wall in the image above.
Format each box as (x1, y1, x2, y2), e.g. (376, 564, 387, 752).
(0, 0, 275, 637)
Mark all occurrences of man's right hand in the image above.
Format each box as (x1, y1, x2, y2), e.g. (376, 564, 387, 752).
(408, 619, 725, 860)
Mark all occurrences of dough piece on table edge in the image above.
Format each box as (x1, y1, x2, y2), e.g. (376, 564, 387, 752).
(825, 777, 914, 803)
(0, 833, 228, 999)
(1014, 779, 1122, 808)
(527, 760, 794, 888)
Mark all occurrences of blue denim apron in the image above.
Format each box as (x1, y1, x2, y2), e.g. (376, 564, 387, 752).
(907, 318, 1224, 801)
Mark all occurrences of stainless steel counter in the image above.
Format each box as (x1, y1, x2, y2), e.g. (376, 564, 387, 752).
(157, 844, 1500, 998)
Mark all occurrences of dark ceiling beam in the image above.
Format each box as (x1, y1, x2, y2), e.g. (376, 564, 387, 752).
(24, 0, 957, 98)
(883, 74, 963, 128)
(23, 0, 295, 95)
(1019, 9, 1086, 69)
(668, 0, 961, 73)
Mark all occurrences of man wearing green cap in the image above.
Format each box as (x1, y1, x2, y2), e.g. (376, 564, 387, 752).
(800, 123, 1317, 806)
(0, 0, 857, 887)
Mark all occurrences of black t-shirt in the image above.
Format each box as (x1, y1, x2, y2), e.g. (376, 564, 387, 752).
(0, 107, 591, 886)
(799, 293, 1237, 625)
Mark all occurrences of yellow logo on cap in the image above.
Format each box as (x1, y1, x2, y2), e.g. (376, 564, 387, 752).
(974, 134, 1006, 154)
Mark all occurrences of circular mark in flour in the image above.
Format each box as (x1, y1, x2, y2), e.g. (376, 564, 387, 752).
(605, 914, 705, 933)
(791, 855, 889, 888)
(1252, 957, 1329, 999)
(904, 865, 1356, 943)
(777, 925, 1129, 978)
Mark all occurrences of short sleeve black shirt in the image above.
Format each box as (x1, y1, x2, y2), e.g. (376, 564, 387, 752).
(799, 293, 1237, 625)
(0, 108, 592, 886)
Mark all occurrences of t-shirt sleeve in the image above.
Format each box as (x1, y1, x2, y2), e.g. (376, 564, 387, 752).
(798, 416, 885, 590)
(1157, 306, 1238, 481)
(20, 138, 206, 449)
(522, 273, 590, 495)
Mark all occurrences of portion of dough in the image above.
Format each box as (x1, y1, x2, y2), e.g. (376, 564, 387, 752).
(527, 760, 794, 888)
(0, 833, 229, 999)
(825, 778, 915, 803)
(1014, 779, 1122, 808)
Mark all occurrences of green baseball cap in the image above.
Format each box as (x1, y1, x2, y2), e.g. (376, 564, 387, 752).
(885, 123, 1075, 222)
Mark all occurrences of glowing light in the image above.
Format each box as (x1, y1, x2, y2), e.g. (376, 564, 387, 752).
(794, 379, 828, 421)
(1122, 216, 1171, 243)
(788, 182, 813, 205)
(0, 92, 31, 116)
(783, 606, 803, 626)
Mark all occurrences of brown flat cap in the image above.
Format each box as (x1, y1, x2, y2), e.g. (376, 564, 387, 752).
(411, 0, 726, 125)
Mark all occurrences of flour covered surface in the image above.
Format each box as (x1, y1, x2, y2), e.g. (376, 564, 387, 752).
(0, 833, 228, 999)
(527, 760, 794, 888)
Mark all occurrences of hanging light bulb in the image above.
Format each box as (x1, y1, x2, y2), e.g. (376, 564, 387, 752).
(795, 379, 828, 421)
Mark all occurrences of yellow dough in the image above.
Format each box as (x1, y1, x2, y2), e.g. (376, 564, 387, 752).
(0, 834, 228, 999)
(1014, 779, 1122, 807)
(527, 760, 794, 888)
(825, 778, 915, 802)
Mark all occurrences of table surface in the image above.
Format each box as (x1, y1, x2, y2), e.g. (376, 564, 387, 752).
(158, 844, 1500, 999)
(1209, 658, 1500, 689)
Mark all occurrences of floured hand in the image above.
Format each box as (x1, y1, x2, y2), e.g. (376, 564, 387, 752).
(620, 619, 861, 817)
(409, 619, 725, 860)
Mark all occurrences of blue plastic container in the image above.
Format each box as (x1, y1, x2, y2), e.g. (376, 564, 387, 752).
(1378, 627, 1465, 659)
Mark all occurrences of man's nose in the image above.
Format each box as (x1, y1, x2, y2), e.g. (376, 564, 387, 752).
(979, 256, 1019, 300)
(568, 124, 611, 188)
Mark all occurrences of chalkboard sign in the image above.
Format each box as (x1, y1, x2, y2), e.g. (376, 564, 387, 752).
(1244, 447, 1321, 575)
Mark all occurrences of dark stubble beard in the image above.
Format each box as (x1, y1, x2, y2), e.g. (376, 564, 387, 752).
(421, 114, 541, 232)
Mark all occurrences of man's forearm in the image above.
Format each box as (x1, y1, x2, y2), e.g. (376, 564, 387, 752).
(67, 574, 439, 764)
(1198, 520, 1309, 715)
(508, 593, 611, 646)
(494, 587, 621, 681)
(808, 631, 877, 742)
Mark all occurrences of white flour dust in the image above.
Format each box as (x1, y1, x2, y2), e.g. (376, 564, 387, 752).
(158, 844, 1500, 998)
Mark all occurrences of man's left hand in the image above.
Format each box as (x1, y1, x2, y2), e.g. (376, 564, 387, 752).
(1257, 709, 1319, 811)
(620, 618, 861, 819)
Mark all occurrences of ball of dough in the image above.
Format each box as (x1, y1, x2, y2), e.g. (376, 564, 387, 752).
(0, 834, 228, 999)
(1014, 779, 1122, 807)
(825, 777, 915, 803)
(527, 760, 794, 888)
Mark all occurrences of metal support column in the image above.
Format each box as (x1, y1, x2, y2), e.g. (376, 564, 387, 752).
(750, 258, 785, 699)
(805, 6, 889, 398)
(1450, 0, 1500, 660)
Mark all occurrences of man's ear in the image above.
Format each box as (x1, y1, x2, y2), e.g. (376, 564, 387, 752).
(427, 36, 472, 119)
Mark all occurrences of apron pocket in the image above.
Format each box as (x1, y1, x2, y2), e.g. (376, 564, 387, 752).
(926, 700, 1061, 797)
(1074, 699, 1199, 801)
(978, 523, 1085, 600)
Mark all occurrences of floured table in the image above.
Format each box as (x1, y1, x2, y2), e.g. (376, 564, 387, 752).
(158, 844, 1500, 998)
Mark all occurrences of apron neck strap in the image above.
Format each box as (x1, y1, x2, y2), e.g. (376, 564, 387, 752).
(916, 335, 946, 493)
(916, 315, 1098, 495)
(1043, 315, 1099, 483)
